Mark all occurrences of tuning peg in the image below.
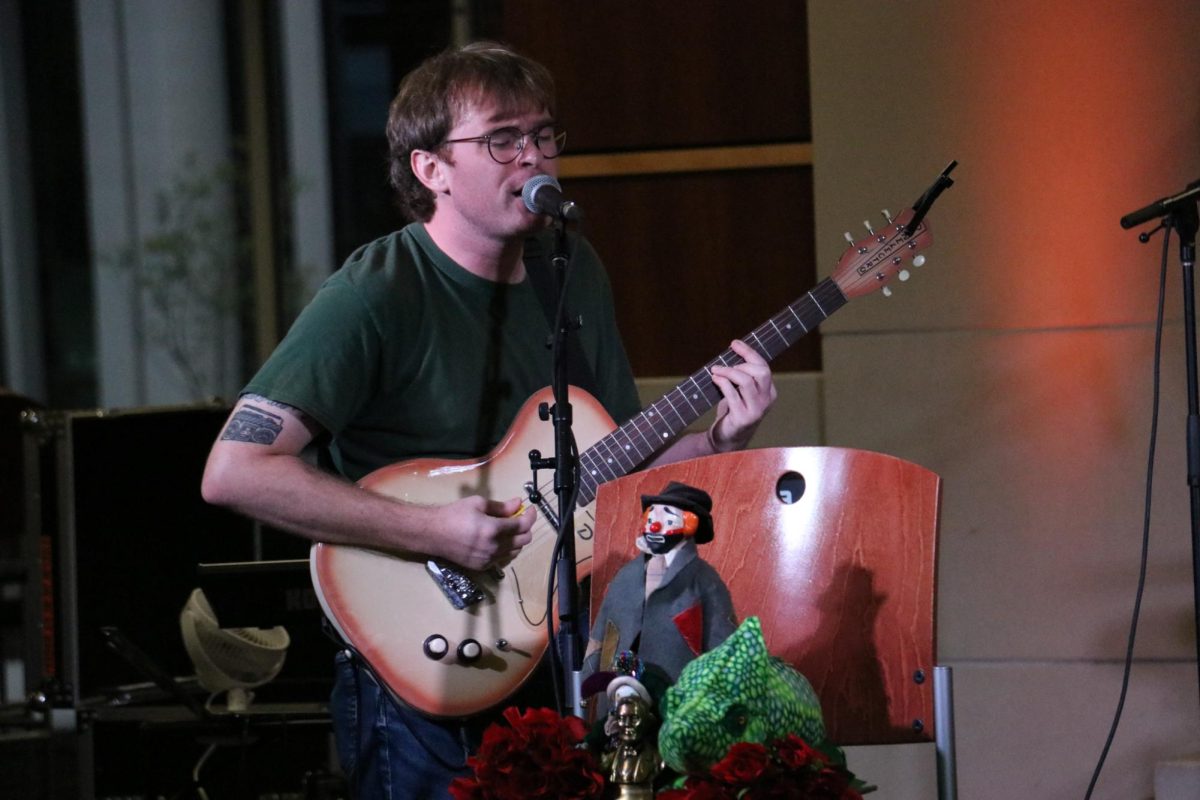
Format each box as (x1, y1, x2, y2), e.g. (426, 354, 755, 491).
(882, 286, 893, 298)
(913, 255, 926, 267)
(863, 220, 875, 235)
(899, 269, 911, 282)
(882, 209, 893, 223)
(843, 231, 855, 245)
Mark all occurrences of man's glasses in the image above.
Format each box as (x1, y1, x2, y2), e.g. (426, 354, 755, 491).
(441, 124, 567, 164)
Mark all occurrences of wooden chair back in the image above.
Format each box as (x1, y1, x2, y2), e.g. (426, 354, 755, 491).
(590, 446, 941, 745)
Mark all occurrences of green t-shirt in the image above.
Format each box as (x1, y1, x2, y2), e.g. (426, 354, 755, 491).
(244, 223, 642, 481)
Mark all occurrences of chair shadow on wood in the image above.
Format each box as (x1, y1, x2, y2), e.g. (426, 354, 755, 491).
(790, 562, 918, 743)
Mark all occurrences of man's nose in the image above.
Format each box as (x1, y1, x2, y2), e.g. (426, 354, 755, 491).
(517, 135, 544, 167)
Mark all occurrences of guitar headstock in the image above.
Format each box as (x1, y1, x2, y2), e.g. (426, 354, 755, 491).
(831, 207, 934, 300)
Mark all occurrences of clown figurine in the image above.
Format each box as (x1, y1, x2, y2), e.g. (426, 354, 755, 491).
(583, 481, 737, 684)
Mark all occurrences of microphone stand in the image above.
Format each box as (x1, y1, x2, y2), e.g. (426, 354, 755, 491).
(541, 218, 584, 717)
(1123, 181, 1200, 703)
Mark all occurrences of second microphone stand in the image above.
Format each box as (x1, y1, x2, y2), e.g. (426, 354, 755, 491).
(1166, 200, 1200, 705)
(1123, 181, 1200, 706)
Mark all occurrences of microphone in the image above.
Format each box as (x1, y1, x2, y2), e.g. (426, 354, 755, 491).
(1120, 178, 1200, 229)
(522, 174, 583, 222)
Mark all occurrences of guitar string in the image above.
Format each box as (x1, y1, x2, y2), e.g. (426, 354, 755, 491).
(506, 269, 857, 627)
(576, 284, 834, 490)
(523, 218, 904, 520)
(507, 257, 868, 624)
(506, 221, 916, 652)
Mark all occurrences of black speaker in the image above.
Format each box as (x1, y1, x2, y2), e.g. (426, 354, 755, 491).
(1, 390, 43, 705)
(22, 403, 322, 703)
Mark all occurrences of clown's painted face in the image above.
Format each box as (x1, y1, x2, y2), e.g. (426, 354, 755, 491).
(643, 503, 698, 554)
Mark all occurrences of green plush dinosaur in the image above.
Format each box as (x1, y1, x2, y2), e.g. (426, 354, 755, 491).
(657, 616, 826, 774)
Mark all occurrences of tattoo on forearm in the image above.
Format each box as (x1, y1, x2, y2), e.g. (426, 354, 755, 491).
(221, 405, 284, 444)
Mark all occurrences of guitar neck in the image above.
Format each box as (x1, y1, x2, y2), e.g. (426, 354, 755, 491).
(577, 277, 848, 505)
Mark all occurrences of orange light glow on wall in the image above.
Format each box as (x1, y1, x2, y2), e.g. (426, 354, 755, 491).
(942, 2, 1198, 329)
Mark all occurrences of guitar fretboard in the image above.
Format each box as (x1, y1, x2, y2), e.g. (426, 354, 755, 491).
(576, 277, 848, 505)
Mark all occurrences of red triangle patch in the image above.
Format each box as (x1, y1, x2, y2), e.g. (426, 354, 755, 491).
(673, 603, 704, 656)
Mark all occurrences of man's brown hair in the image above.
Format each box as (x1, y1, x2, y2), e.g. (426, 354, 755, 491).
(386, 42, 557, 222)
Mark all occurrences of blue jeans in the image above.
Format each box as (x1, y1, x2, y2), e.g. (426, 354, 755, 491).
(331, 650, 489, 799)
(330, 616, 581, 798)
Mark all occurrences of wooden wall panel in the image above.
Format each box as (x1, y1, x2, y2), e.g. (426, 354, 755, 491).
(567, 168, 818, 376)
(485, 2, 817, 376)
(492, 1, 811, 151)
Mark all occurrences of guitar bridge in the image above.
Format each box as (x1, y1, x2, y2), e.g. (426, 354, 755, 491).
(425, 560, 485, 609)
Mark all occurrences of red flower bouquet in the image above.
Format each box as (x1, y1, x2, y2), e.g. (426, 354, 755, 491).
(656, 734, 868, 799)
(449, 707, 606, 800)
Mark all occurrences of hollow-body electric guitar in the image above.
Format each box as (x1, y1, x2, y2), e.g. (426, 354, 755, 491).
(311, 172, 954, 718)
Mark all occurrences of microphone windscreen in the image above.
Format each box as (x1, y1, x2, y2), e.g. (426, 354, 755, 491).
(521, 174, 561, 214)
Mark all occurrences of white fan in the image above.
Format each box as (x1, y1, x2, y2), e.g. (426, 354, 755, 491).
(180, 588, 290, 712)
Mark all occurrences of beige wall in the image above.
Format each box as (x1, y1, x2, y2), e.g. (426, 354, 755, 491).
(808, 2, 1200, 798)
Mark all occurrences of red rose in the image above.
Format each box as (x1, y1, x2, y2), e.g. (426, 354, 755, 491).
(503, 706, 586, 748)
(805, 766, 854, 799)
(448, 775, 486, 800)
(551, 750, 605, 799)
(456, 707, 604, 799)
(710, 741, 773, 785)
(773, 734, 828, 771)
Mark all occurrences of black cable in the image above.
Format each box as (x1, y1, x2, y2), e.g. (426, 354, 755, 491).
(545, 526, 564, 713)
(1084, 224, 1171, 799)
(543, 443, 581, 718)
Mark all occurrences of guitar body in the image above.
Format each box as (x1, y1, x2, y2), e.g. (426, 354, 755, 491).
(310, 386, 617, 718)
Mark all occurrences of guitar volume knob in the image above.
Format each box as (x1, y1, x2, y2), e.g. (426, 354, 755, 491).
(423, 634, 449, 660)
(458, 638, 483, 664)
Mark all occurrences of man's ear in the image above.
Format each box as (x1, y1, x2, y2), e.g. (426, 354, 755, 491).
(411, 149, 448, 194)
